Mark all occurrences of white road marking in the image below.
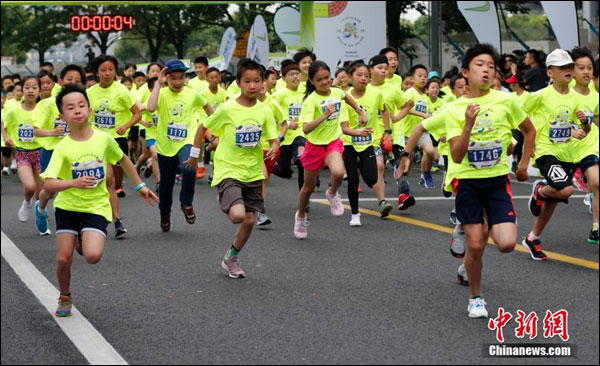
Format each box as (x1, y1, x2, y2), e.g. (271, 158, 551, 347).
(311, 195, 587, 203)
(1, 231, 128, 365)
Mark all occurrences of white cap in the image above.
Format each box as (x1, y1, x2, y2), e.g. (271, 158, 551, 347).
(546, 49, 574, 68)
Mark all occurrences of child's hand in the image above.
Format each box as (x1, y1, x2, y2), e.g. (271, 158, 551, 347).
(358, 127, 372, 137)
(465, 104, 480, 129)
(4, 138, 14, 148)
(139, 186, 159, 206)
(116, 126, 128, 136)
(73, 176, 98, 189)
(158, 67, 169, 86)
(572, 129, 587, 140)
(53, 125, 66, 137)
(184, 157, 198, 171)
(289, 121, 299, 130)
(323, 104, 336, 119)
(575, 111, 587, 124)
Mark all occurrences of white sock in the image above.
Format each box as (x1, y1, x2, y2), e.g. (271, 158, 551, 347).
(527, 231, 540, 241)
(593, 222, 599, 231)
(197, 162, 204, 168)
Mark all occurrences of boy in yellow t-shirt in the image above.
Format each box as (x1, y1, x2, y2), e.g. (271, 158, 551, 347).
(187, 60, 279, 279)
(41, 84, 157, 317)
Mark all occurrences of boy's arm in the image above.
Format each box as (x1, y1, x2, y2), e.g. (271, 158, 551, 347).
(450, 104, 479, 164)
(516, 117, 536, 182)
(119, 154, 159, 205)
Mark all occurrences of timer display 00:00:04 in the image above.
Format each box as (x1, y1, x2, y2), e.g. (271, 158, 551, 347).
(71, 15, 134, 32)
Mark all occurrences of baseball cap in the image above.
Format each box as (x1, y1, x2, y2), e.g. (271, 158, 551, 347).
(546, 49, 573, 68)
(428, 71, 440, 79)
(165, 59, 189, 74)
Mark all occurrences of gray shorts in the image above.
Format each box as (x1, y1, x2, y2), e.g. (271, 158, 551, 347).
(405, 132, 432, 150)
(217, 179, 264, 214)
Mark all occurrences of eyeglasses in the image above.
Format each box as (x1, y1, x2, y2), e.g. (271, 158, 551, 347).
(286, 72, 301, 77)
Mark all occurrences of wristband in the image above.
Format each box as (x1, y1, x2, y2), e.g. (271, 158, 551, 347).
(401, 151, 410, 158)
(279, 136, 285, 142)
(189, 147, 201, 158)
(134, 182, 147, 192)
(384, 129, 393, 134)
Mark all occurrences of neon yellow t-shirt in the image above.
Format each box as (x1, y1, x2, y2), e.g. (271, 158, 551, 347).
(226, 82, 241, 99)
(259, 96, 286, 150)
(188, 77, 209, 93)
(522, 85, 581, 163)
(51, 83, 62, 98)
(4, 105, 40, 150)
(342, 87, 385, 152)
(429, 96, 444, 114)
(386, 74, 403, 90)
(513, 90, 530, 107)
(369, 82, 406, 146)
(40, 130, 123, 222)
(403, 87, 433, 143)
(441, 85, 452, 98)
(571, 88, 600, 161)
(140, 85, 158, 141)
(299, 88, 348, 145)
(1, 107, 6, 148)
(275, 78, 287, 92)
(199, 87, 228, 121)
(32, 97, 68, 151)
(4, 99, 20, 111)
(87, 82, 135, 139)
(203, 100, 278, 186)
(445, 89, 527, 179)
(155, 86, 208, 157)
(272, 87, 305, 146)
(422, 108, 455, 191)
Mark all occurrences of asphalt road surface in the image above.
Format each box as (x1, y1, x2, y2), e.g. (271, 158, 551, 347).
(1, 166, 598, 364)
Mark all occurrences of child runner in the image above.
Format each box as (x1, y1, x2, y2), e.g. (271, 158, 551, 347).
(342, 60, 392, 226)
(137, 77, 162, 191)
(446, 44, 535, 317)
(41, 84, 157, 317)
(147, 60, 213, 232)
(188, 56, 210, 92)
(293, 60, 368, 239)
(271, 62, 307, 192)
(523, 49, 591, 259)
(569, 47, 599, 244)
(2, 76, 44, 223)
(33, 65, 85, 235)
(134, 63, 162, 178)
(87, 55, 142, 237)
(368, 55, 414, 210)
(380, 47, 403, 90)
(187, 60, 279, 278)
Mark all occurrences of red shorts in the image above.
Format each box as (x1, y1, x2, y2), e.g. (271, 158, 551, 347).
(300, 139, 344, 172)
(263, 149, 281, 176)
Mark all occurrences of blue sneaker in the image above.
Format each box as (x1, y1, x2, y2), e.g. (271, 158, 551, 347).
(35, 201, 50, 236)
(423, 173, 435, 189)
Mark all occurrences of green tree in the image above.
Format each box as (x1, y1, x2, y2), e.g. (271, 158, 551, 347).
(386, 1, 427, 52)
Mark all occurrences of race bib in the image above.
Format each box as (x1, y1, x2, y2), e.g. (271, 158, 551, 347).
(152, 114, 159, 128)
(584, 111, 594, 125)
(415, 100, 428, 114)
(549, 121, 571, 144)
(235, 124, 262, 148)
(54, 117, 69, 138)
(321, 99, 341, 120)
(352, 133, 372, 146)
(166, 122, 188, 142)
(18, 124, 34, 142)
(94, 111, 116, 129)
(289, 103, 302, 122)
(71, 159, 104, 188)
(467, 140, 502, 169)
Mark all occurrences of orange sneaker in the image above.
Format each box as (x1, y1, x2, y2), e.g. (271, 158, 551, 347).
(196, 166, 205, 179)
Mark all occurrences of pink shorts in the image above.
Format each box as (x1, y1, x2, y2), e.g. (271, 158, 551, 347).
(16, 149, 41, 171)
(300, 139, 344, 171)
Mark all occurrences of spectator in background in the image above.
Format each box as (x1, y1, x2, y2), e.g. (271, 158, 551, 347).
(523, 49, 549, 91)
(2, 75, 14, 91)
(333, 67, 351, 92)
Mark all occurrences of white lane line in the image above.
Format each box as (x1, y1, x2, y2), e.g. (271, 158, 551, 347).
(311, 195, 587, 202)
(1, 231, 128, 365)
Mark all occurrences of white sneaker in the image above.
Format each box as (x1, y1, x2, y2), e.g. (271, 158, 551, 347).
(18, 199, 33, 222)
(467, 297, 488, 318)
(349, 213, 362, 227)
(10, 161, 17, 173)
(2, 167, 9, 176)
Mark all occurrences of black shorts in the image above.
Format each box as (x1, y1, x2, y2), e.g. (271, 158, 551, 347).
(139, 129, 146, 139)
(1, 147, 11, 159)
(536, 155, 575, 191)
(128, 126, 140, 142)
(578, 155, 599, 175)
(55, 208, 108, 237)
(455, 174, 517, 228)
(115, 137, 129, 156)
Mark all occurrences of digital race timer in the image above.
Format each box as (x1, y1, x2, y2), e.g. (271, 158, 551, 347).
(70, 15, 134, 32)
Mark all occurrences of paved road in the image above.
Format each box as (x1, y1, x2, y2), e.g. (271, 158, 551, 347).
(1, 166, 598, 364)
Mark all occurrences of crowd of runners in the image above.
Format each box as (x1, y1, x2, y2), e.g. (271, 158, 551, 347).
(1, 43, 598, 320)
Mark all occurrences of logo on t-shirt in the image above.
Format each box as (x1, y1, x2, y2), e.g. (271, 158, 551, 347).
(473, 110, 494, 134)
(171, 103, 185, 122)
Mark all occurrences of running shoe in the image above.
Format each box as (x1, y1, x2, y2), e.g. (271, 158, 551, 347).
(256, 212, 272, 227)
(55, 294, 72, 317)
(584, 193, 593, 215)
(196, 166, 205, 179)
(358, 185, 362, 193)
(451, 224, 466, 258)
(528, 180, 546, 217)
(180, 204, 196, 224)
(160, 214, 171, 232)
(522, 237, 547, 261)
(441, 171, 452, 198)
(572, 168, 586, 192)
(222, 255, 245, 278)
(349, 213, 362, 227)
(449, 208, 458, 226)
(431, 161, 440, 172)
(457, 263, 469, 286)
(468, 297, 488, 318)
(2, 167, 9, 176)
(10, 160, 17, 173)
(294, 211, 309, 239)
(326, 188, 344, 217)
(418, 176, 426, 186)
(116, 187, 126, 198)
(176, 174, 183, 184)
(18, 199, 32, 222)
(379, 200, 393, 218)
(511, 160, 518, 174)
(114, 218, 127, 237)
(588, 229, 599, 245)
(144, 164, 153, 178)
(35, 201, 50, 235)
(423, 172, 435, 189)
(397, 193, 415, 211)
